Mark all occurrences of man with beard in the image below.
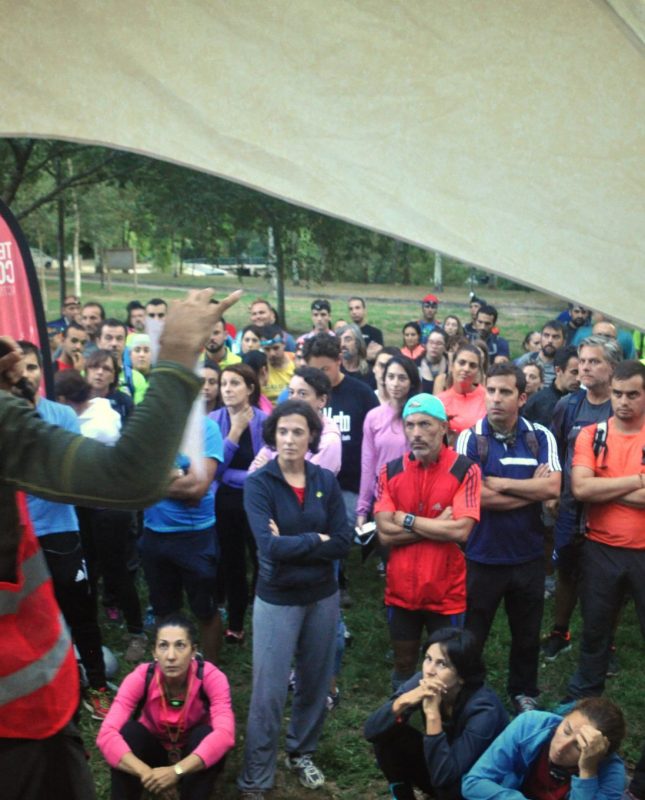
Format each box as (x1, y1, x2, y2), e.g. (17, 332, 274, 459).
(80, 301, 105, 353)
(55, 322, 88, 372)
(470, 304, 510, 364)
(20, 341, 114, 721)
(515, 321, 566, 387)
(338, 323, 375, 388)
(204, 318, 241, 368)
(541, 336, 621, 662)
(375, 394, 481, 687)
(562, 303, 590, 344)
(523, 346, 580, 427)
(560, 360, 645, 703)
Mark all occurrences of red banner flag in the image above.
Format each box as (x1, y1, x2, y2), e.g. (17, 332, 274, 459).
(0, 199, 53, 396)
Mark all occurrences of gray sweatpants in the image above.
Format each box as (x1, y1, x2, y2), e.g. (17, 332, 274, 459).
(238, 591, 339, 791)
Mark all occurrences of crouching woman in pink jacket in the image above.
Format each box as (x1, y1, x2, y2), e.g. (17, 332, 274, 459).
(97, 613, 235, 799)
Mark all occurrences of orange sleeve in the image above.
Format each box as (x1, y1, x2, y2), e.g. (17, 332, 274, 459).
(373, 463, 396, 514)
(572, 424, 596, 470)
(452, 463, 481, 522)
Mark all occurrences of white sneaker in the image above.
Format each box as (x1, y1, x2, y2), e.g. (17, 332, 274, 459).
(285, 753, 325, 789)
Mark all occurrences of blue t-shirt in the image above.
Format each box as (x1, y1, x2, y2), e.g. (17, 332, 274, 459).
(456, 417, 561, 565)
(27, 397, 80, 536)
(144, 418, 223, 532)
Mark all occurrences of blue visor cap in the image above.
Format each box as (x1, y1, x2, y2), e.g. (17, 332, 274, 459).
(402, 393, 447, 422)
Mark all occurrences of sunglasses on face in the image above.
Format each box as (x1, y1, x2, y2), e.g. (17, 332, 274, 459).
(422, 302, 438, 308)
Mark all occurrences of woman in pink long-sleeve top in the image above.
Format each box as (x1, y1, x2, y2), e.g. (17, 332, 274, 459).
(249, 366, 342, 476)
(356, 356, 421, 527)
(98, 614, 235, 800)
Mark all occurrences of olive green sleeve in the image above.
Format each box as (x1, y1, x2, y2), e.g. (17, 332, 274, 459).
(0, 361, 201, 509)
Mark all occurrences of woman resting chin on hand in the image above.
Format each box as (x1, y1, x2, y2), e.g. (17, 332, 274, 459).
(365, 628, 509, 800)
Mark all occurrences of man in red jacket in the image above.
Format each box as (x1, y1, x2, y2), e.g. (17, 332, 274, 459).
(374, 393, 481, 689)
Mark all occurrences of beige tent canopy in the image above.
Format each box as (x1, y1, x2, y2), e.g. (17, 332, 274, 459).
(2, 0, 643, 327)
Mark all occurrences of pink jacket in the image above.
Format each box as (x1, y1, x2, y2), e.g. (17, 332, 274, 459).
(250, 414, 342, 476)
(97, 660, 235, 769)
(357, 403, 408, 517)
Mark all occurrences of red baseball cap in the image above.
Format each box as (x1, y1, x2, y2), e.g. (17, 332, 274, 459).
(422, 294, 439, 304)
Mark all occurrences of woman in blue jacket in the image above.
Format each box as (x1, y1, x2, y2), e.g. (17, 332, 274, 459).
(462, 697, 626, 800)
(365, 627, 509, 800)
(208, 364, 267, 644)
(238, 400, 352, 798)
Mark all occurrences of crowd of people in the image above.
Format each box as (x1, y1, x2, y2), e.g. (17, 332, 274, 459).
(1, 286, 644, 799)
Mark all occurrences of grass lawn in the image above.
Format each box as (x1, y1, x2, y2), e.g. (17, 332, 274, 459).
(85, 547, 644, 799)
(43, 273, 640, 797)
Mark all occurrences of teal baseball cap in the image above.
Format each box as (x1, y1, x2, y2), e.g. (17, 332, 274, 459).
(402, 393, 447, 422)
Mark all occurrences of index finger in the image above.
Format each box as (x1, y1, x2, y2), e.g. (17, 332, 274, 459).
(208, 289, 243, 323)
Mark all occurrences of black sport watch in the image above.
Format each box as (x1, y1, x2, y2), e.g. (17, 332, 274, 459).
(402, 513, 416, 531)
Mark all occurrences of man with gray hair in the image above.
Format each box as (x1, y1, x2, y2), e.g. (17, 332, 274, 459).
(541, 335, 622, 662)
(338, 323, 376, 389)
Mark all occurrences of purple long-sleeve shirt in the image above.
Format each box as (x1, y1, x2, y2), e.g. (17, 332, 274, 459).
(357, 403, 408, 517)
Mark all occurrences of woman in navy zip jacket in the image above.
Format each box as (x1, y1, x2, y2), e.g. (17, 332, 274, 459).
(365, 627, 508, 800)
(208, 364, 267, 643)
(238, 400, 352, 797)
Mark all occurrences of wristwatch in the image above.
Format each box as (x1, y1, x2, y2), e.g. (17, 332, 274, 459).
(174, 764, 185, 779)
(402, 513, 416, 531)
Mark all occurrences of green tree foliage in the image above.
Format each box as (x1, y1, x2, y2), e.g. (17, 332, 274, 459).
(1, 138, 518, 326)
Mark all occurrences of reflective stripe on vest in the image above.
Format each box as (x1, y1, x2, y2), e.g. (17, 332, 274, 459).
(0, 612, 72, 706)
(0, 549, 50, 616)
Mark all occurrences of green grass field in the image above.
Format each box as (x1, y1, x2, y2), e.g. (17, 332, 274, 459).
(41, 273, 642, 798)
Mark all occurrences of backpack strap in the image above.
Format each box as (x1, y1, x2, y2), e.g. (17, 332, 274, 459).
(132, 661, 156, 720)
(474, 423, 539, 467)
(450, 453, 474, 484)
(592, 420, 609, 459)
(195, 655, 210, 712)
(386, 456, 405, 482)
(131, 657, 211, 720)
(475, 432, 489, 467)
(522, 420, 540, 461)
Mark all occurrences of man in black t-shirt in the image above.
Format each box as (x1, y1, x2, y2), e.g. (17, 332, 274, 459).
(348, 296, 384, 361)
(524, 346, 580, 427)
(303, 333, 379, 525)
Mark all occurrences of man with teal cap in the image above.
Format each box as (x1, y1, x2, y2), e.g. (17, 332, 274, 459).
(374, 393, 481, 688)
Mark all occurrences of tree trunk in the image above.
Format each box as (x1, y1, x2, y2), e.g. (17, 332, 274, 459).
(270, 224, 286, 328)
(55, 158, 67, 304)
(67, 159, 82, 298)
(433, 251, 443, 292)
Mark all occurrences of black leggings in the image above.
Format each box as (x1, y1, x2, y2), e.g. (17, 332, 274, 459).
(110, 721, 225, 800)
(215, 502, 257, 631)
(39, 531, 106, 689)
(77, 507, 143, 634)
(372, 723, 434, 797)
